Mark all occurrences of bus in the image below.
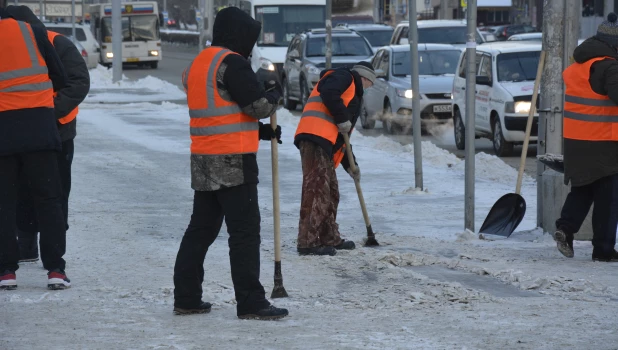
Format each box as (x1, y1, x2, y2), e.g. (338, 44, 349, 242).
(89, 1, 163, 69)
(241, 0, 326, 81)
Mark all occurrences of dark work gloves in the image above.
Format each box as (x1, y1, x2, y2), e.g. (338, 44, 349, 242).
(258, 122, 282, 144)
(264, 79, 282, 95)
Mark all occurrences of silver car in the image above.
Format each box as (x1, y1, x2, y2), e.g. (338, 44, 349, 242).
(361, 44, 462, 134)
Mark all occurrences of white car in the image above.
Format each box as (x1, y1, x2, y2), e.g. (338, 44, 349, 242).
(389, 20, 487, 48)
(45, 23, 100, 69)
(362, 44, 461, 133)
(452, 42, 541, 157)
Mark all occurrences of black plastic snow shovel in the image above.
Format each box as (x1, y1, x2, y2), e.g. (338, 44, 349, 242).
(479, 50, 546, 238)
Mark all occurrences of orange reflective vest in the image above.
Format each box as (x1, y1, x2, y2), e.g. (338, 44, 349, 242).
(295, 70, 356, 168)
(563, 56, 618, 141)
(0, 18, 54, 113)
(184, 47, 259, 155)
(47, 30, 78, 125)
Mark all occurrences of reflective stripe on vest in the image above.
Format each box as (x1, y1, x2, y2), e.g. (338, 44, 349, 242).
(47, 30, 79, 125)
(0, 19, 54, 113)
(186, 47, 259, 155)
(295, 70, 356, 168)
(563, 56, 618, 141)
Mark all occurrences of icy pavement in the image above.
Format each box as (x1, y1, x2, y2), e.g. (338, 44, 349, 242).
(2, 70, 618, 349)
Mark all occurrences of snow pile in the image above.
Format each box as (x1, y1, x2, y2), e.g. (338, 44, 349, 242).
(86, 66, 186, 103)
(453, 152, 532, 185)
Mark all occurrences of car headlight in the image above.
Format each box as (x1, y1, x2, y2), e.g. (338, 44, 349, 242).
(514, 101, 531, 114)
(259, 58, 275, 71)
(505, 101, 532, 114)
(106, 52, 113, 59)
(148, 50, 159, 56)
(397, 89, 413, 99)
(305, 64, 321, 75)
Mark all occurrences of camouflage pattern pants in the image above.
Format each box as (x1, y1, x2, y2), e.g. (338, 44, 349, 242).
(297, 141, 342, 248)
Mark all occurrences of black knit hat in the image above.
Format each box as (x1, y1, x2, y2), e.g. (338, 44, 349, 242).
(597, 13, 618, 47)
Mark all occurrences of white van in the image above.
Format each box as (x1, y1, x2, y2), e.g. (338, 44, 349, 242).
(451, 42, 541, 156)
(45, 23, 100, 69)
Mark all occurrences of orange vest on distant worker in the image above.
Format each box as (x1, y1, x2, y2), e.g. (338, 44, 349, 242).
(183, 47, 259, 155)
(0, 18, 54, 113)
(47, 30, 78, 125)
(563, 56, 618, 141)
(295, 70, 356, 168)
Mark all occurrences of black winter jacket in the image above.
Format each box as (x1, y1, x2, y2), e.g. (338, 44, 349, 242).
(0, 6, 67, 156)
(294, 68, 364, 171)
(565, 37, 618, 186)
(49, 34, 91, 141)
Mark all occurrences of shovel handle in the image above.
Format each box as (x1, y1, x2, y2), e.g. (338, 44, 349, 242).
(516, 50, 546, 195)
(342, 133, 371, 228)
(270, 113, 281, 263)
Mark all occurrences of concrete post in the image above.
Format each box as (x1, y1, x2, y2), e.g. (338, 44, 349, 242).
(409, 0, 423, 190)
(539, 0, 591, 240)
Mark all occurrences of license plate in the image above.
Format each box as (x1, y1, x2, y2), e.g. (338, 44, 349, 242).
(127, 58, 139, 62)
(433, 104, 452, 113)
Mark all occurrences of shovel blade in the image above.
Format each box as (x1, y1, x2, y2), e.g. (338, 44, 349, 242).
(479, 193, 526, 237)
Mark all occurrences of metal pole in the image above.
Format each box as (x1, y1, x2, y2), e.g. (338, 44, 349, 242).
(38, 0, 43, 20)
(71, 0, 76, 40)
(409, 0, 423, 190)
(206, 0, 214, 43)
(163, 0, 167, 15)
(325, 0, 332, 69)
(112, 0, 122, 83)
(464, 0, 476, 232)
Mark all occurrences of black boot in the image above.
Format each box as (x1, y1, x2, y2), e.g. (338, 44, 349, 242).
(173, 301, 212, 315)
(238, 305, 289, 320)
(592, 249, 618, 262)
(17, 230, 39, 262)
(334, 240, 356, 250)
(297, 246, 336, 256)
(552, 228, 574, 258)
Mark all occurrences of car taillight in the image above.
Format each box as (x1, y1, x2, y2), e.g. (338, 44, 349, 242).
(503, 28, 507, 37)
(81, 49, 88, 58)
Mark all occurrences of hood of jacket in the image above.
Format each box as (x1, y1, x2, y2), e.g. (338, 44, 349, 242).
(319, 67, 364, 99)
(573, 37, 618, 63)
(211, 7, 261, 59)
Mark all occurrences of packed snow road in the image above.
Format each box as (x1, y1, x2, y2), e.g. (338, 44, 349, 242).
(1, 68, 617, 350)
(122, 43, 538, 176)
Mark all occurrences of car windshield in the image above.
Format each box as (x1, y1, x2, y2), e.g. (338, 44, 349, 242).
(255, 5, 325, 47)
(102, 15, 159, 42)
(47, 27, 87, 41)
(392, 50, 461, 76)
(306, 36, 373, 57)
(401, 26, 482, 44)
(355, 28, 394, 47)
(497, 51, 540, 82)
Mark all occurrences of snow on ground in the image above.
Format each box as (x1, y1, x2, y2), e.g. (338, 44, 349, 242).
(2, 72, 618, 349)
(86, 65, 186, 103)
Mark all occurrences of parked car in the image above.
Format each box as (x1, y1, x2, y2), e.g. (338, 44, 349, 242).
(361, 44, 461, 133)
(45, 23, 100, 69)
(508, 33, 586, 46)
(479, 30, 497, 42)
(452, 42, 542, 156)
(507, 32, 542, 42)
(389, 20, 486, 48)
(493, 24, 538, 41)
(282, 27, 374, 110)
(338, 23, 394, 52)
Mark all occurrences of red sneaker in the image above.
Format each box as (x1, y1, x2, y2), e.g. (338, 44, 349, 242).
(0, 270, 17, 290)
(47, 269, 71, 290)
